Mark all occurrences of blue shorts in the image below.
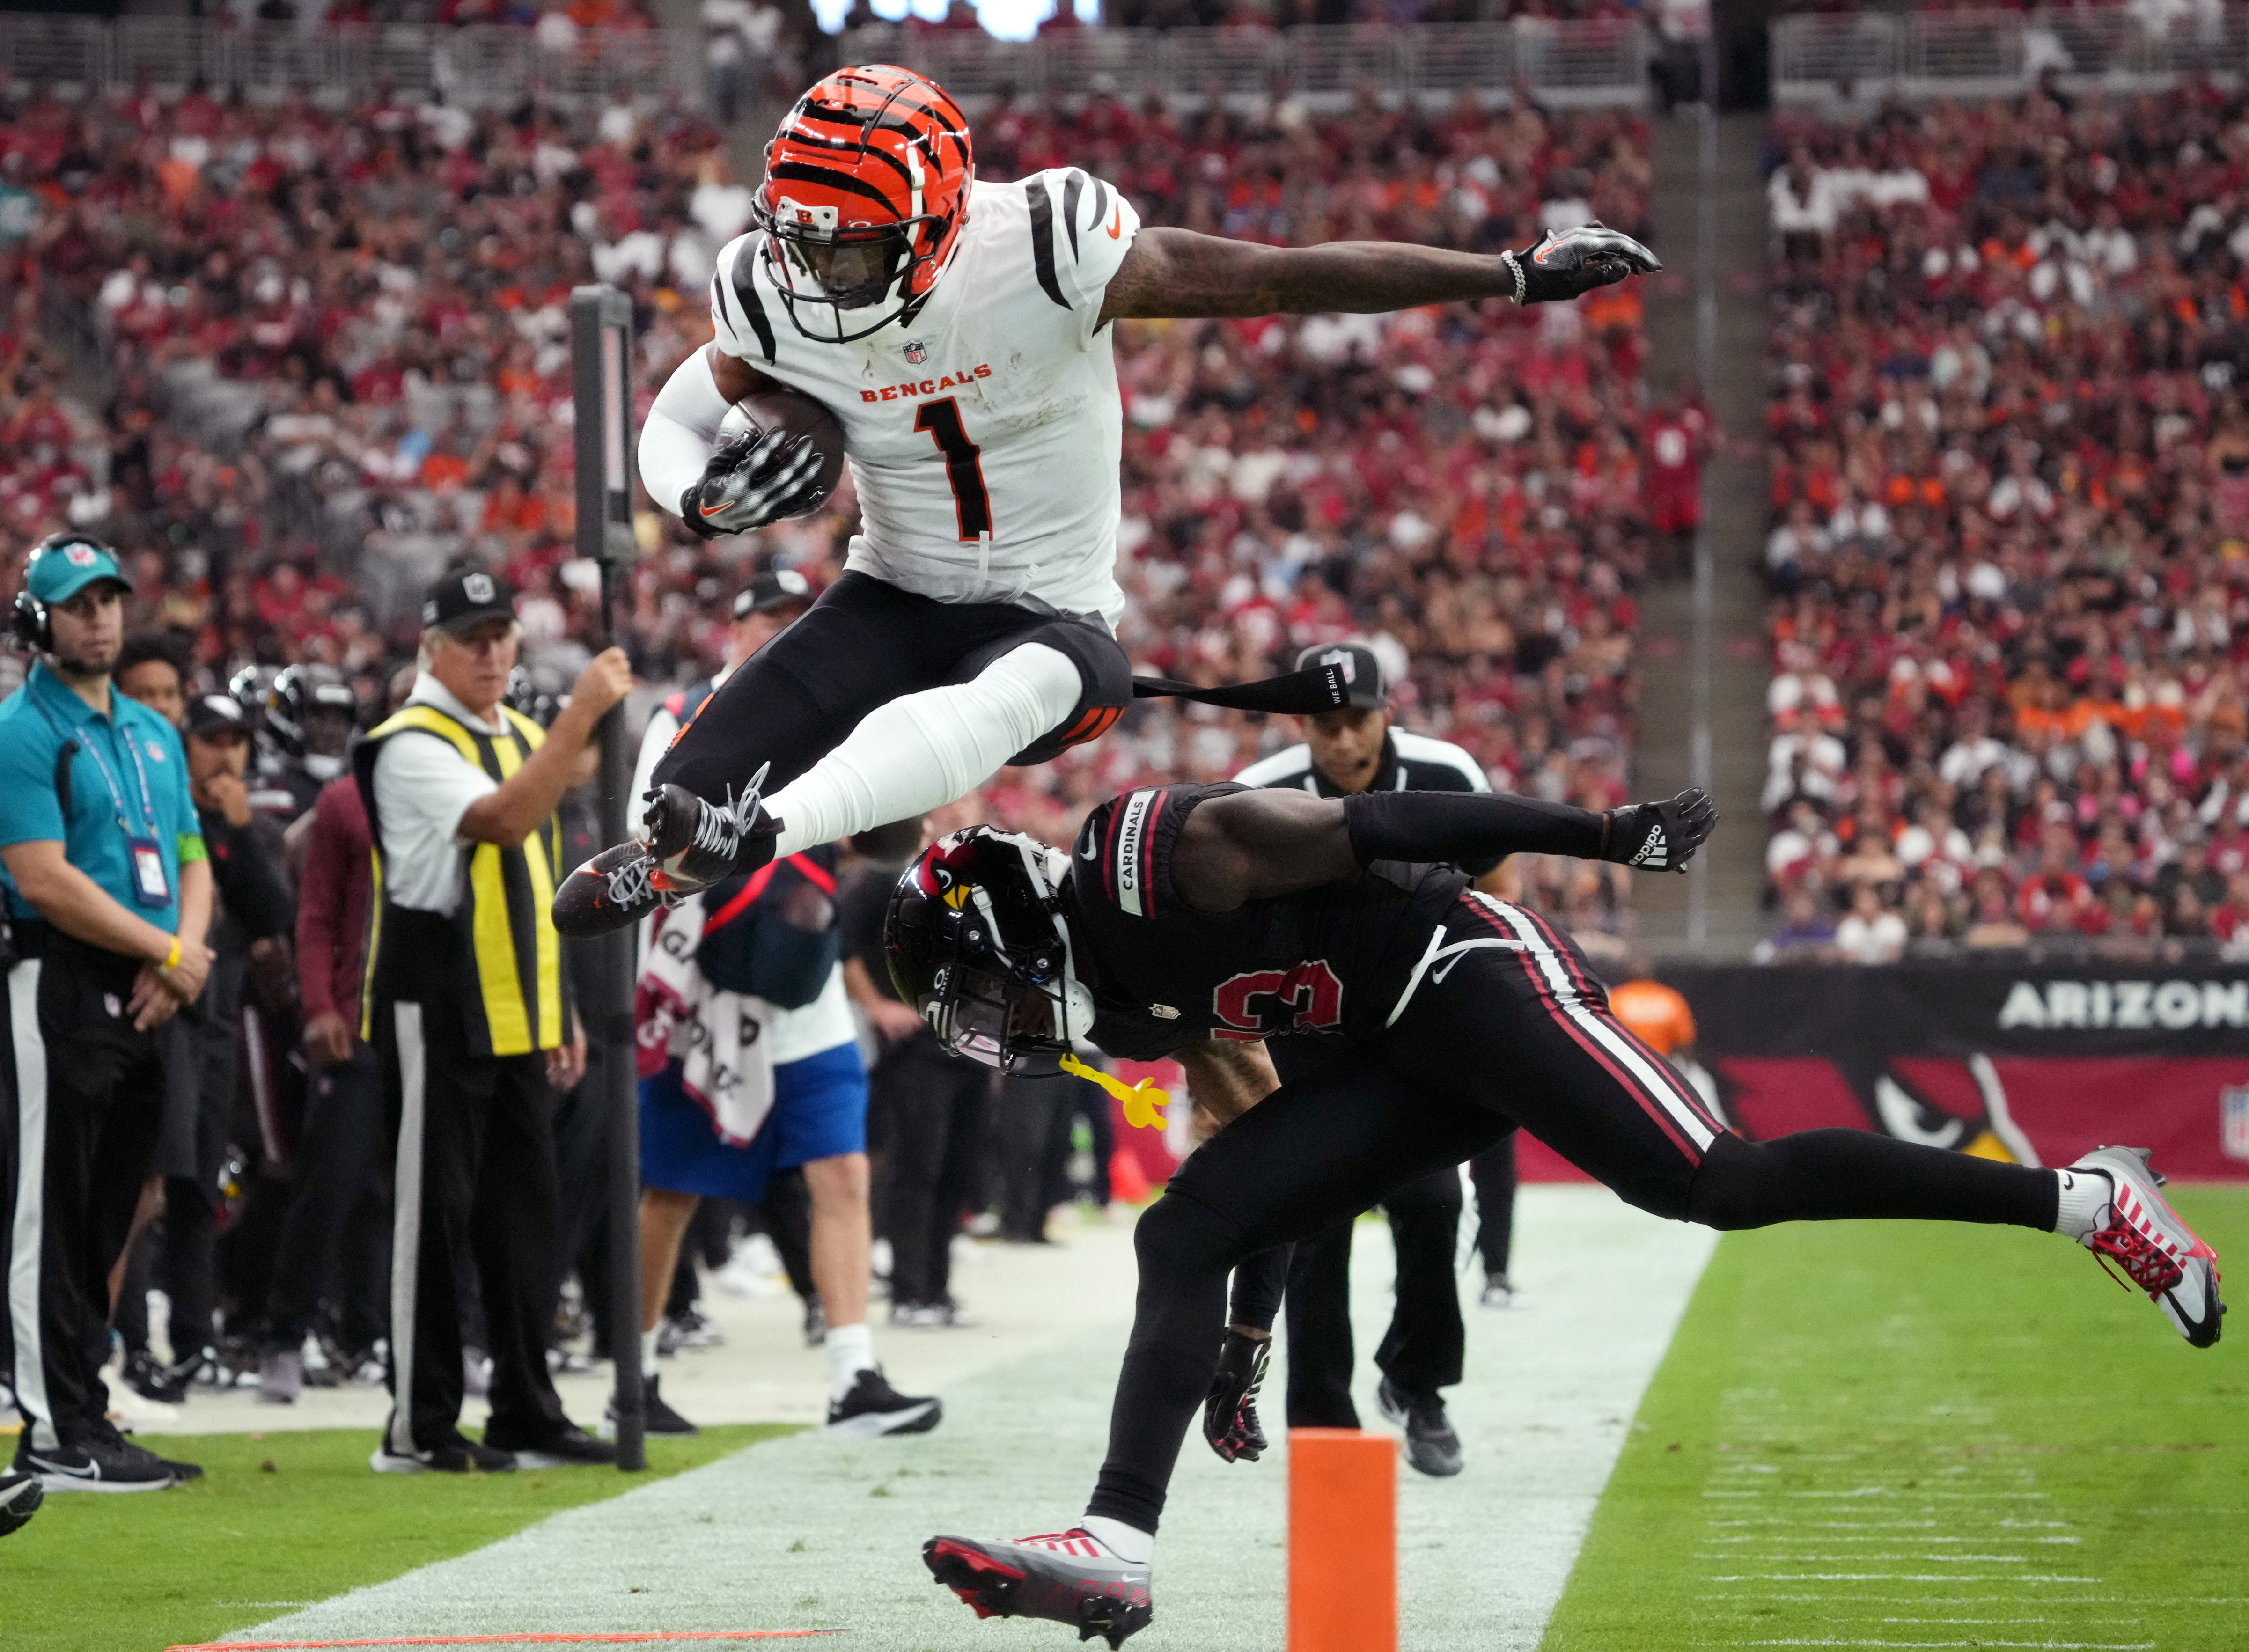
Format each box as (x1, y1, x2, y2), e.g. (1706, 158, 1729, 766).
(639, 1042, 868, 1203)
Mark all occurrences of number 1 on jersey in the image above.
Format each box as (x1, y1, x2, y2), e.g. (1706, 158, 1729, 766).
(915, 397, 992, 541)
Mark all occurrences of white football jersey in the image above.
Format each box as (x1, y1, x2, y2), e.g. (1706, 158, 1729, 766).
(709, 169, 1143, 629)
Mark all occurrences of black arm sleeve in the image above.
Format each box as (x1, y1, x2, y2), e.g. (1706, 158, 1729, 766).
(1342, 789, 1606, 868)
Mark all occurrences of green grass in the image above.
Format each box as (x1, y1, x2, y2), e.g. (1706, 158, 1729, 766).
(1541, 1188, 2249, 1652)
(0, 1423, 793, 1652)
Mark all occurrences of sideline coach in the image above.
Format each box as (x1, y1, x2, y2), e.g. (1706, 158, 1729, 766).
(357, 565, 629, 1474)
(0, 536, 213, 1491)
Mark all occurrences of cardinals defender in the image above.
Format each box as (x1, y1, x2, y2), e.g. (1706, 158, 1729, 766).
(551, 65, 1661, 937)
(878, 785, 2221, 1645)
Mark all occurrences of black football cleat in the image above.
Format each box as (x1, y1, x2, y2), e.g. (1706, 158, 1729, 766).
(1376, 1377, 1464, 1477)
(1202, 1329, 1271, 1463)
(924, 1528, 1152, 1648)
(551, 771, 778, 939)
(0, 1468, 46, 1534)
(826, 1367, 941, 1437)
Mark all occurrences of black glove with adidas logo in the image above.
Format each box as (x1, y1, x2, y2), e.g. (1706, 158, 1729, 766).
(1600, 788, 1717, 874)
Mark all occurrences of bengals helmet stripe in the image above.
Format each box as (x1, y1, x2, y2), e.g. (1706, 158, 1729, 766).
(754, 65, 975, 345)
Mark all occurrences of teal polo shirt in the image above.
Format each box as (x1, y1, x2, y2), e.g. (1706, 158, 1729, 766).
(0, 662, 205, 935)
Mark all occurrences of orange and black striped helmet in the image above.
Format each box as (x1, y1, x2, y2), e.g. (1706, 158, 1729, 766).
(754, 65, 975, 345)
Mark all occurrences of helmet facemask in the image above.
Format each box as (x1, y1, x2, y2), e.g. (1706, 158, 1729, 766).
(889, 829, 1095, 1072)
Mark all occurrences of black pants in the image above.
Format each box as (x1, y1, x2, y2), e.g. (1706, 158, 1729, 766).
(2, 938, 168, 1452)
(373, 995, 569, 1455)
(875, 1033, 991, 1309)
(998, 1062, 1099, 1241)
(1085, 893, 2061, 1535)
(1469, 1133, 1518, 1279)
(265, 1046, 389, 1355)
(1280, 1166, 1465, 1428)
(650, 571, 1131, 822)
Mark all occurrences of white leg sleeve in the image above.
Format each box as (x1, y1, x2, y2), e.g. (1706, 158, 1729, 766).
(767, 643, 1084, 857)
(638, 347, 733, 516)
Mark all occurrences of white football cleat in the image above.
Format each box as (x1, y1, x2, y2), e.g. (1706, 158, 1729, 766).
(2066, 1146, 2223, 1348)
(925, 1526, 1153, 1648)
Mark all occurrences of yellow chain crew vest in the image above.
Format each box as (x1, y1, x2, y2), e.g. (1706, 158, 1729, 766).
(353, 702, 568, 1057)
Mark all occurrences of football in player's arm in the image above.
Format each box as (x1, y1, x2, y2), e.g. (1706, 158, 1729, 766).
(552, 65, 1661, 943)
(670, 220, 1659, 538)
(886, 781, 2220, 1648)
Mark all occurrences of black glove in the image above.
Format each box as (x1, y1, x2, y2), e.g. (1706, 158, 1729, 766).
(681, 427, 830, 539)
(1601, 787, 1718, 874)
(1504, 221, 1661, 305)
(1201, 1328, 1271, 1465)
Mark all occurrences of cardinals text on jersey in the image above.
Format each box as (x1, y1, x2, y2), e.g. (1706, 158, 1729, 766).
(711, 169, 1142, 629)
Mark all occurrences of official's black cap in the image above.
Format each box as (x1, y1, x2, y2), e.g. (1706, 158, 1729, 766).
(1294, 642, 1387, 710)
(733, 567, 815, 621)
(186, 692, 251, 740)
(422, 564, 517, 634)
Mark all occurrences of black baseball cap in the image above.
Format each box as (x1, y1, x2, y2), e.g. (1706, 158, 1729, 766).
(733, 567, 815, 620)
(1295, 642, 1387, 710)
(422, 564, 517, 634)
(186, 692, 251, 740)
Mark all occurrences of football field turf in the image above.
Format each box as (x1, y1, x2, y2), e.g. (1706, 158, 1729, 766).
(1540, 1187, 2249, 1652)
(0, 1424, 793, 1652)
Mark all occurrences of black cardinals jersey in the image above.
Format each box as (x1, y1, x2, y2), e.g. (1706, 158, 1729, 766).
(1058, 783, 1463, 1060)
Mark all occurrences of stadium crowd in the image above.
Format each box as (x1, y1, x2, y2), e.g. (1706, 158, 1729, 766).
(0, 78, 1655, 1405)
(1760, 84, 2249, 962)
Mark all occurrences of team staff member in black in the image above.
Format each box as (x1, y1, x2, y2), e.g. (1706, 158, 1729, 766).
(892, 783, 2220, 1646)
(0, 536, 213, 1492)
(1219, 642, 1514, 1478)
(357, 565, 632, 1474)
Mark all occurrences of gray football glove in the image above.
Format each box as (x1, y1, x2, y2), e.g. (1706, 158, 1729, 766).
(1601, 787, 1717, 874)
(682, 428, 830, 539)
(1503, 222, 1661, 305)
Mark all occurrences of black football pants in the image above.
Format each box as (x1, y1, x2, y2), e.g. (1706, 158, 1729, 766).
(265, 1046, 389, 1355)
(374, 996, 569, 1456)
(2, 938, 167, 1453)
(1086, 893, 2062, 1535)
(650, 571, 1130, 831)
(875, 1032, 992, 1310)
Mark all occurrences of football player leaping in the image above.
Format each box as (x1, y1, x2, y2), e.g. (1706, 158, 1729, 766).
(880, 783, 2221, 1646)
(551, 65, 1659, 937)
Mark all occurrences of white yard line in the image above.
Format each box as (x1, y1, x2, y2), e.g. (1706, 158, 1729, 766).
(232, 1186, 1713, 1652)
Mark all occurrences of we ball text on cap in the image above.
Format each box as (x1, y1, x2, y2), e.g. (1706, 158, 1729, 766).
(734, 567, 815, 621)
(422, 564, 518, 634)
(1295, 642, 1387, 711)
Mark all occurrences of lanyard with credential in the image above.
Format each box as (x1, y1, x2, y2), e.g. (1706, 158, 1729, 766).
(30, 691, 173, 910)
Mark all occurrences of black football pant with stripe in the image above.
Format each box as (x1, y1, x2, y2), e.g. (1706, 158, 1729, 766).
(1, 937, 167, 1454)
(1086, 894, 2063, 1535)
(650, 571, 1131, 841)
(374, 995, 569, 1458)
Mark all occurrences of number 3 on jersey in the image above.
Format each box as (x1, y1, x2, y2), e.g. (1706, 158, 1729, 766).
(915, 397, 992, 541)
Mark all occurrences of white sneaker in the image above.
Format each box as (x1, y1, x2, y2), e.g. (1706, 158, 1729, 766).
(2065, 1146, 2223, 1348)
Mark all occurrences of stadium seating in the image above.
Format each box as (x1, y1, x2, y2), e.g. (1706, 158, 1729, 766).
(1, 82, 1652, 921)
(1762, 88, 2249, 957)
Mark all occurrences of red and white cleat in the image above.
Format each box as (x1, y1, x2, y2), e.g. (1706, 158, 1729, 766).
(923, 1527, 1153, 1648)
(2067, 1146, 2223, 1348)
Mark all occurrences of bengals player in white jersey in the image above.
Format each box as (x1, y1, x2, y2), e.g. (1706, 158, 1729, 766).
(552, 65, 1659, 938)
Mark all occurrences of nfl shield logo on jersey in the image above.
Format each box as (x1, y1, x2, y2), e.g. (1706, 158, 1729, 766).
(904, 340, 927, 365)
(2224, 1085, 2249, 1163)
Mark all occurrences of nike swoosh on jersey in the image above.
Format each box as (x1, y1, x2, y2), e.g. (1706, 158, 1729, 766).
(1106, 206, 1122, 239)
(1079, 839, 1101, 860)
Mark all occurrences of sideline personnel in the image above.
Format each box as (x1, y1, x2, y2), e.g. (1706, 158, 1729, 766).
(356, 565, 631, 1474)
(0, 535, 213, 1492)
(1218, 643, 1517, 1479)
